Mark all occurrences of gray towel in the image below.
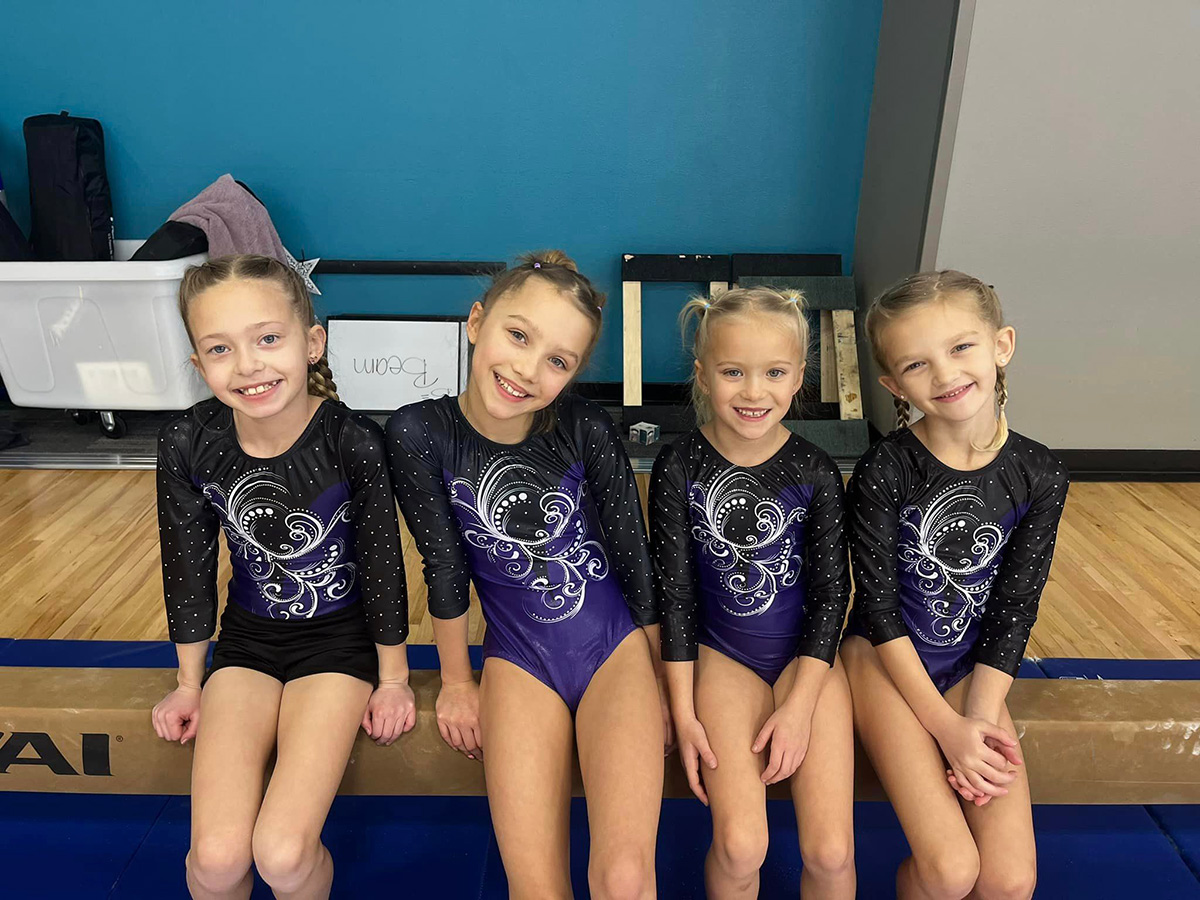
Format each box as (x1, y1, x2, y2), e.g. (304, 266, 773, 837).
(169, 174, 288, 262)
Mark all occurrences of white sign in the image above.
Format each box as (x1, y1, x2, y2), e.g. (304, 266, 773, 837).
(326, 317, 468, 412)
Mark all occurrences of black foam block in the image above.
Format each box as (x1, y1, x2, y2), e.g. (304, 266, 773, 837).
(621, 254, 731, 284)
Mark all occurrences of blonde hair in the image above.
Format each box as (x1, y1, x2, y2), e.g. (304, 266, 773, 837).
(178, 254, 339, 402)
(680, 286, 811, 426)
(865, 269, 1008, 452)
(475, 249, 605, 435)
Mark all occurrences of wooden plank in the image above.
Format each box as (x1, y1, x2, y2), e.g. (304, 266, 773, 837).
(5, 668, 1198, 803)
(820, 309, 837, 402)
(623, 280, 643, 407)
(831, 308, 863, 420)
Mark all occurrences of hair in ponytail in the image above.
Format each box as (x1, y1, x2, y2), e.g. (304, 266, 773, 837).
(472, 250, 605, 435)
(178, 254, 339, 402)
(680, 286, 811, 426)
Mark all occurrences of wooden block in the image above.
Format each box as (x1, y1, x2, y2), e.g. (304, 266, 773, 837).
(3, 668, 1198, 803)
(708, 281, 728, 298)
(622, 281, 643, 407)
(820, 309, 837, 403)
(831, 308, 863, 420)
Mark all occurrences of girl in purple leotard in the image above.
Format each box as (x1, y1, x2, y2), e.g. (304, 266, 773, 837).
(841, 270, 1068, 899)
(387, 250, 669, 897)
(651, 286, 856, 898)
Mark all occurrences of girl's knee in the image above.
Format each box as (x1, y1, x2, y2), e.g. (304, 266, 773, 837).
(800, 831, 854, 880)
(974, 863, 1036, 900)
(711, 819, 769, 882)
(588, 846, 655, 900)
(251, 824, 323, 892)
(187, 834, 252, 894)
(914, 844, 981, 900)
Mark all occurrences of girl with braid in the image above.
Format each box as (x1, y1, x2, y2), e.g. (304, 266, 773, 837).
(152, 255, 415, 899)
(841, 271, 1069, 900)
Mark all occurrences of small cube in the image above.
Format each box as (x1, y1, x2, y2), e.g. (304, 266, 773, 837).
(629, 422, 660, 445)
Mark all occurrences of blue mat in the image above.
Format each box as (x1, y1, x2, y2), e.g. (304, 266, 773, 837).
(111, 795, 496, 899)
(0, 792, 169, 898)
(1018, 658, 1046, 678)
(1038, 658, 1200, 680)
(1, 793, 1197, 897)
(0, 639, 481, 671)
(1151, 806, 1200, 884)
(0, 638, 1051, 677)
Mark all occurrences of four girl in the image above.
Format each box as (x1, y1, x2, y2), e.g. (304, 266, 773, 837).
(154, 253, 1066, 900)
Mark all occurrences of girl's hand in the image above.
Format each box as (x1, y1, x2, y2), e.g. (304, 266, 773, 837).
(437, 678, 483, 760)
(934, 714, 1019, 799)
(948, 728, 1025, 805)
(657, 675, 676, 757)
(362, 681, 417, 746)
(752, 699, 816, 785)
(675, 715, 718, 805)
(151, 685, 202, 745)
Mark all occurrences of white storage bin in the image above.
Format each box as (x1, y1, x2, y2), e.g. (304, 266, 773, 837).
(0, 240, 212, 411)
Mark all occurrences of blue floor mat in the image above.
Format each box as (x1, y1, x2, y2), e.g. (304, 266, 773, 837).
(2, 795, 1197, 898)
(1151, 805, 1200, 883)
(1018, 658, 1046, 678)
(111, 795, 497, 899)
(0, 639, 480, 670)
(0, 792, 168, 898)
(1038, 658, 1200, 680)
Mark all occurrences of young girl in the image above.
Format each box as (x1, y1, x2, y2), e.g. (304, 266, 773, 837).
(841, 270, 1069, 900)
(151, 255, 416, 900)
(650, 287, 856, 899)
(387, 251, 668, 899)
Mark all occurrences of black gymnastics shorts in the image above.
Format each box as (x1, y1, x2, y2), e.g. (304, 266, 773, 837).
(205, 600, 378, 687)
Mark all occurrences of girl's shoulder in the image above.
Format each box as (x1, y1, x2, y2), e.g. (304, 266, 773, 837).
(556, 392, 616, 431)
(554, 393, 626, 453)
(851, 427, 910, 472)
(157, 397, 231, 460)
(776, 432, 842, 481)
(1002, 430, 1067, 478)
(385, 396, 457, 441)
(322, 401, 389, 459)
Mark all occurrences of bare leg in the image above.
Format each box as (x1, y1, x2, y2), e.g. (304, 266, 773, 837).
(776, 656, 856, 899)
(251, 673, 372, 899)
(187, 668, 282, 900)
(576, 629, 664, 900)
(479, 657, 576, 899)
(841, 637, 980, 900)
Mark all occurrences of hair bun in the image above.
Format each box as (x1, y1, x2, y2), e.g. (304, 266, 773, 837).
(521, 249, 578, 273)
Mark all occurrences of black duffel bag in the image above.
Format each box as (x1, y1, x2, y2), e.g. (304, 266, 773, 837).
(24, 111, 114, 261)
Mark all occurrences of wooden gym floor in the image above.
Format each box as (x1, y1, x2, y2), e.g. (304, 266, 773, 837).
(0, 469, 1197, 659)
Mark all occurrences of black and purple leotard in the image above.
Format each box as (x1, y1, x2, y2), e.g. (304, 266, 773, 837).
(156, 398, 409, 645)
(387, 394, 657, 712)
(846, 428, 1069, 693)
(650, 430, 850, 684)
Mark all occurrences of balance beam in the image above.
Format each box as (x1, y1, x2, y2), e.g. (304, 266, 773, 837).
(1, 668, 1196, 803)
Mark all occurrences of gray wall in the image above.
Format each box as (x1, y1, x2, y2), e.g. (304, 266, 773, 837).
(931, 0, 1199, 449)
(852, 0, 966, 434)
